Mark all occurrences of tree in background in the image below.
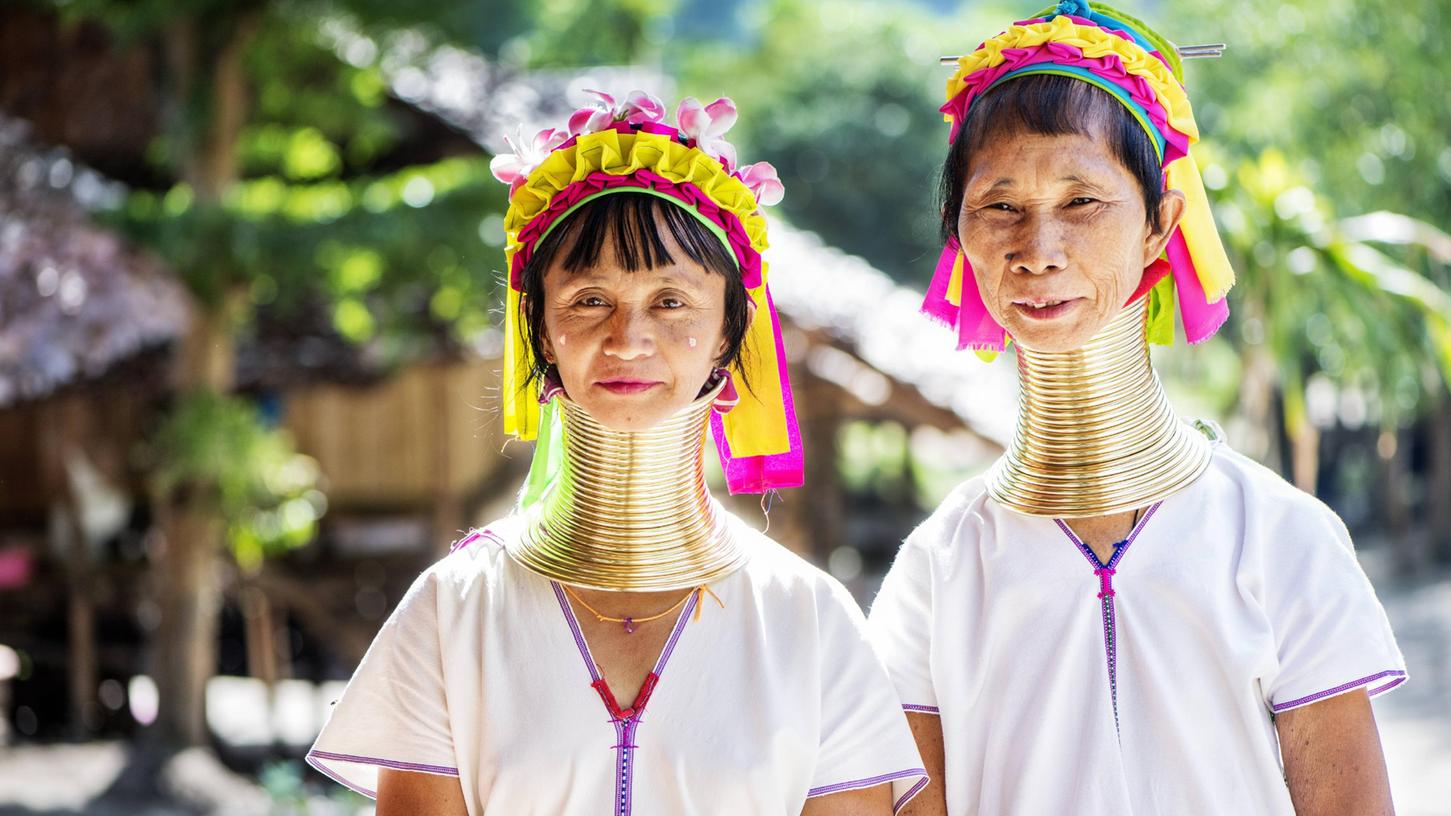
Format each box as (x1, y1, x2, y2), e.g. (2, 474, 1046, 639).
(21, 0, 681, 778)
(1160, 0, 1451, 560)
(1206, 149, 1451, 491)
(38, 0, 522, 763)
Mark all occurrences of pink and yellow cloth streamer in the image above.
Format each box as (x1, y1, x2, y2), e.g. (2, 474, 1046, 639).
(925, 0, 1236, 351)
(491, 91, 802, 494)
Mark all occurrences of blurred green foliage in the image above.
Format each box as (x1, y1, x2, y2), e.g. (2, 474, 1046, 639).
(142, 392, 325, 571)
(50, 0, 1451, 478)
(675, 0, 968, 285)
(110, 155, 506, 351)
(1171, 0, 1450, 230)
(1207, 148, 1451, 431)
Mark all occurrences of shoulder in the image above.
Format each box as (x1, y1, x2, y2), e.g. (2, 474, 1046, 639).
(1199, 445, 1348, 537)
(898, 473, 995, 565)
(726, 513, 863, 616)
(412, 515, 522, 602)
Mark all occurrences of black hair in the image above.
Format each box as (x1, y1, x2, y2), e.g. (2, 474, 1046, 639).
(938, 73, 1165, 245)
(518, 192, 751, 387)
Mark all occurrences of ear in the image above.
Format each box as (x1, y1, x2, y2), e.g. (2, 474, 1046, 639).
(539, 329, 556, 365)
(718, 297, 758, 360)
(1143, 189, 1187, 267)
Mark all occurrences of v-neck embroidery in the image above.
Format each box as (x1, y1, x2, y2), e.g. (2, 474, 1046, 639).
(551, 581, 700, 816)
(1052, 502, 1163, 737)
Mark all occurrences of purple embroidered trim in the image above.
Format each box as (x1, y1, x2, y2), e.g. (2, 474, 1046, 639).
(553, 581, 698, 816)
(902, 703, 940, 714)
(1100, 596, 1119, 731)
(307, 749, 459, 777)
(306, 750, 460, 800)
(654, 591, 699, 674)
(894, 774, 932, 814)
(806, 767, 928, 798)
(551, 582, 603, 682)
(1054, 501, 1160, 572)
(1368, 675, 1407, 697)
(1053, 502, 1162, 735)
(615, 718, 637, 815)
(449, 527, 504, 554)
(1271, 669, 1408, 712)
(307, 753, 377, 798)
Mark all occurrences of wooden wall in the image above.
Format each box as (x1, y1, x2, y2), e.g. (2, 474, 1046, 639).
(282, 357, 511, 513)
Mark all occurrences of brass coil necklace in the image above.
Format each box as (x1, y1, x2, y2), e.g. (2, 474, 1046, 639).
(986, 296, 1213, 518)
(507, 379, 745, 592)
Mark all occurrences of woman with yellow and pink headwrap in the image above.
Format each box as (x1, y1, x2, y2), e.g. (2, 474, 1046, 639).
(868, 2, 1405, 813)
(308, 90, 927, 815)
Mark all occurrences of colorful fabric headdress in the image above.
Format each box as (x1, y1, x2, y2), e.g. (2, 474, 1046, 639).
(491, 90, 801, 494)
(925, 0, 1235, 351)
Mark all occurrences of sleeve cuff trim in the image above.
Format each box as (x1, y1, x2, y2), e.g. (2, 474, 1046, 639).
(806, 767, 928, 799)
(306, 749, 460, 799)
(893, 774, 932, 814)
(1271, 669, 1407, 712)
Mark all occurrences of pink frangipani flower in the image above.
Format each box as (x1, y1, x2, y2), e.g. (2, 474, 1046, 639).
(494, 92, 778, 203)
(736, 162, 784, 207)
(567, 89, 617, 137)
(567, 106, 613, 137)
(568, 89, 666, 137)
(489, 126, 568, 195)
(618, 90, 666, 124)
(676, 96, 740, 172)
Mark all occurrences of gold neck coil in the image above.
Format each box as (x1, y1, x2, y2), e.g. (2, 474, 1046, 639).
(986, 296, 1213, 518)
(507, 379, 744, 592)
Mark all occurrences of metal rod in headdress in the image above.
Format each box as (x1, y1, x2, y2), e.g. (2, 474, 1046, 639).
(939, 42, 1225, 64)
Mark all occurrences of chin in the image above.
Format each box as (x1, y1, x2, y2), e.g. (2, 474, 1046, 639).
(595, 413, 666, 433)
(1005, 321, 1098, 354)
(574, 395, 673, 433)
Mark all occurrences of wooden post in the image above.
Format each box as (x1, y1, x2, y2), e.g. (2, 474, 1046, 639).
(152, 503, 223, 747)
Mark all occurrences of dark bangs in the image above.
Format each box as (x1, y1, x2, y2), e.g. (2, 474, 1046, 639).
(938, 73, 1165, 244)
(518, 192, 751, 386)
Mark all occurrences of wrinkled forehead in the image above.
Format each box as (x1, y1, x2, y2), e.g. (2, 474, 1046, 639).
(963, 129, 1133, 190)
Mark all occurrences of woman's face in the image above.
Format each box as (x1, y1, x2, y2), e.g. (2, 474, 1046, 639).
(956, 127, 1184, 352)
(538, 214, 734, 432)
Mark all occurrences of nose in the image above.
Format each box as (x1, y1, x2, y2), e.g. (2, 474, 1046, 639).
(1007, 216, 1068, 276)
(602, 305, 654, 360)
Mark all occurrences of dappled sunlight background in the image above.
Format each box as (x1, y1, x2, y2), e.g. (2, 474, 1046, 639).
(0, 0, 1447, 812)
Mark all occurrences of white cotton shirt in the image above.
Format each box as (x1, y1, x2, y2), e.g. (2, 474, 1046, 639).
(868, 443, 1406, 815)
(309, 512, 927, 815)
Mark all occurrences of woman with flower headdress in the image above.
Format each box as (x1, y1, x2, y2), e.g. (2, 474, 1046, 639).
(867, 2, 1404, 813)
(306, 90, 927, 815)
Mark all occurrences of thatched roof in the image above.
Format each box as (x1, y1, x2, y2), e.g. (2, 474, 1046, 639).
(0, 115, 189, 407)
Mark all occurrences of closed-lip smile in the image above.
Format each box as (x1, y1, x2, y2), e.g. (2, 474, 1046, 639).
(596, 379, 662, 394)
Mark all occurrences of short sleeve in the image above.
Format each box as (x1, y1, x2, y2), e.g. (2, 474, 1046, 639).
(308, 565, 460, 798)
(807, 579, 929, 814)
(1258, 500, 1407, 713)
(867, 538, 939, 714)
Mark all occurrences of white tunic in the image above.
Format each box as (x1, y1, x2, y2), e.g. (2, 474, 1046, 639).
(867, 443, 1405, 815)
(310, 513, 927, 815)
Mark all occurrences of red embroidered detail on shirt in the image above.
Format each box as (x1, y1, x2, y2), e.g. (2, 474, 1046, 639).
(591, 672, 661, 721)
(1095, 566, 1116, 599)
